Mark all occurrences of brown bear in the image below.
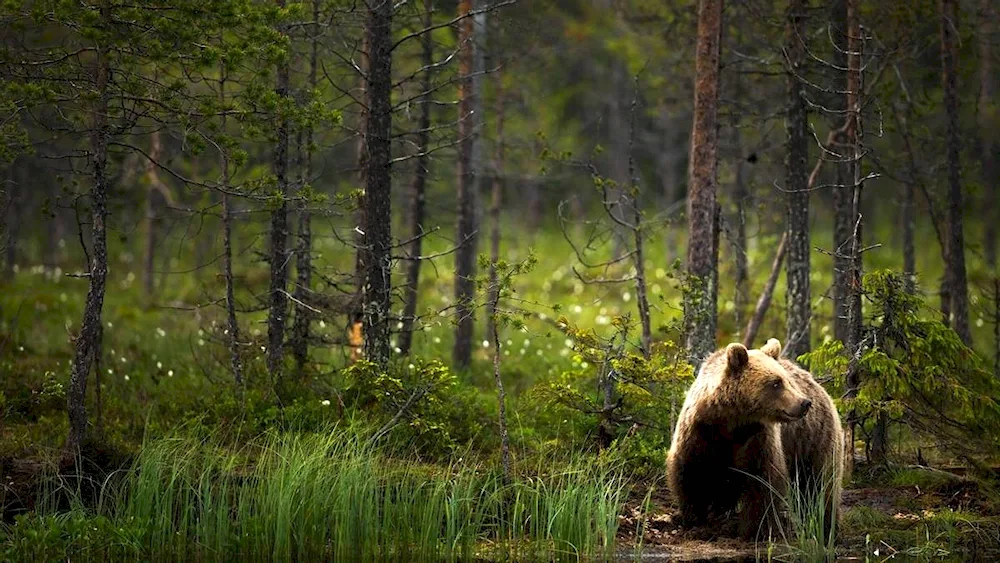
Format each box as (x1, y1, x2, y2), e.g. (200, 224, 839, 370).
(666, 338, 844, 540)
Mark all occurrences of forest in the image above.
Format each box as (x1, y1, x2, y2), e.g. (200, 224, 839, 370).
(1, 0, 999, 560)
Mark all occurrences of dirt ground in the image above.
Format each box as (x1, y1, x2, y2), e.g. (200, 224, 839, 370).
(616, 473, 1000, 562)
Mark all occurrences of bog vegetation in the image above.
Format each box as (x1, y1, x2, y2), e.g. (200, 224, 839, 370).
(2, 0, 1000, 561)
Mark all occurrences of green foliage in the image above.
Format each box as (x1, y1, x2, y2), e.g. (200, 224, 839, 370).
(802, 270, 1000, 461)
(534, 315, 693, 476)
(342, 359, 487, 456)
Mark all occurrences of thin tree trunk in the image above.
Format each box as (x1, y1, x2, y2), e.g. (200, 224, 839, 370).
(220, 70, 244, 394)
(67, 21, 111, 455)
(489, 292, 511, 483)
(625, 82, 652, 359)
(902, 178, 916, 293)
(981, 0, 997, 271)
(86, 322, 104, 439)
(684, 0, 723, 364)
(267, 1, 291, 386)
(361, 0, 393, 367)
(453, 0, 481, 370)
(486, 77, 505, 342)
(785, 0, 810, 360)
(291, 0, 320, 374)
(732, 118, 749, 331)
(843, 0, 864, 479)
(2, 166, 15, 281)
(143, 130, 165, 303)
(994, 278, 1000, 379)
(399, 0, 433, 357)
(941, 0, 971, 345)
(353, 27, 371, 347)
(743, 233, 788, 349)
(831, 0, 852, 344)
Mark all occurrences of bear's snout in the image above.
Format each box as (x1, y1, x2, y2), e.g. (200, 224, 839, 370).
(798, 399, 813, 416)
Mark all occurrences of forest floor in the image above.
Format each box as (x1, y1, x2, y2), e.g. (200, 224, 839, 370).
(616, 464, 1000, 562)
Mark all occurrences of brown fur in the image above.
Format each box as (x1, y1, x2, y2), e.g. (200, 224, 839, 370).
(667, 338, 844, 540)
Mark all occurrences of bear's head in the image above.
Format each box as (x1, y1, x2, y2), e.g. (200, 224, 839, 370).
(721, 338, 812, 424)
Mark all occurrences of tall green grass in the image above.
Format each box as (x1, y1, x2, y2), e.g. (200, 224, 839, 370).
(3, 429, 629, 562)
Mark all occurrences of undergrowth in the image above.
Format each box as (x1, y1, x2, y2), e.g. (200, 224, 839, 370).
(2, 428, 630, 562)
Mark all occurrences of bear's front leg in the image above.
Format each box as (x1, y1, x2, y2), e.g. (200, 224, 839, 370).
(735, 430, 789, 540)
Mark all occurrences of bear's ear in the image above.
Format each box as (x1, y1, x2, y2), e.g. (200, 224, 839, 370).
(761, 338, 782, 359)
(726, 343, 749, 376)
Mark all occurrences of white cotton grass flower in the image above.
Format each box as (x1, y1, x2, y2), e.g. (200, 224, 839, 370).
(482, 340, 490, 348)
(321, 399, 331, 406)
(622, 292, 631, 302)
(167, 370, 174, 377)
(433, 336, 441, 344)
(572, 304, 583, 314)
(394, 347, 402, 354)
(124, 375, 130, 382)
(156, 361, 162, 369)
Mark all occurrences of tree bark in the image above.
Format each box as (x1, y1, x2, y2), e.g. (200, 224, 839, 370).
(830, 0, 852, 344)
(941, 0, 971, 345)
(684, 0, 723, 365)
(453, 0, 481, 370)
(981, 0, 997, 271)
(67, 18, 111, 455)
(399, 0, 433, 357)
(489, 290, 511, 483)
(361, 0, 393, 367)
(267, 0, 291, 385)
(731, 118, 749, 332)
(743, 233, 788, 349)
(1, 166, 15, 281)
(785, 0, 810, 360)
(291, 0, 320, 374)
(486, 76, 505, 342)
(843, 0, 864, 479)
(219, 69, 244, 394)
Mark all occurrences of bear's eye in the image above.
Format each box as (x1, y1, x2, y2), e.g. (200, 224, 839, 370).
(770, 380, 782, 390)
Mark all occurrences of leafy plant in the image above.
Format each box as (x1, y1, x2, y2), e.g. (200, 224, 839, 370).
(802, 270, 1000, 464)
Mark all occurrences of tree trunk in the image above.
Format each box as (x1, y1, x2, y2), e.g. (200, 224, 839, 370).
(684, 0, 723, 365)
(361, 0, 393, 367)
(219, 70, 244, 395)
(981, 0, 997, 271)
(489, 289, 511, 483)
(902, 178, 916, 294)
(291, 0, 320, 374)
(2, 166, 15, 281)
(743, 233, 788, 349)
(486, 77, 505, 342)
(67, 25, 111, 455)
(785, 0, 810, 360)
(830, 0, 852, 344)
(453, 0, 481, 370)
(399, 0, 434, 357)
(731, 118, 749, 332)
(143, 130, 166, 303)
(267, 1, 291, 386)
(843, 0, 864, 479)
(941, 0, 971, 345)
